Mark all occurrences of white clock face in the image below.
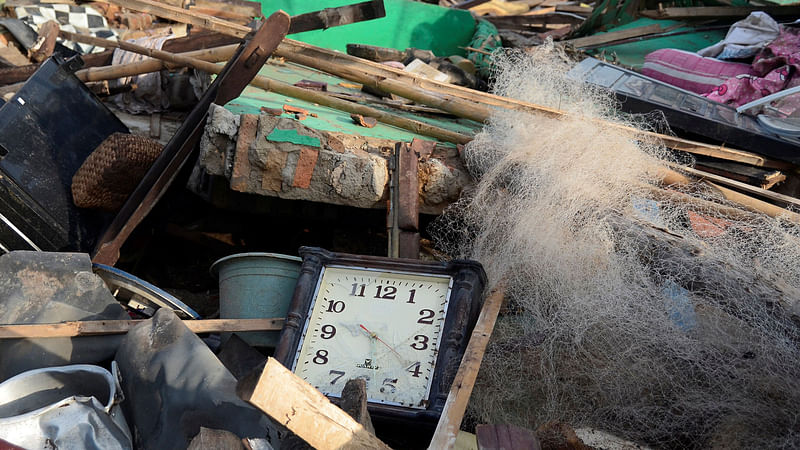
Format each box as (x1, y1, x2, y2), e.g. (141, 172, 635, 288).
(291, 265, 453, 409)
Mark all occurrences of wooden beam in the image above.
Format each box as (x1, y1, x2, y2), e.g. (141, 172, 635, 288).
(565, 24, 663, 48)
(61, 31, 472, 145)
(640, 5, 800, 20)
(0, 318, 284, 338)
(429, 285, 506, 450)
(98, 0, 253, 38)
(242, 358, 392, 450)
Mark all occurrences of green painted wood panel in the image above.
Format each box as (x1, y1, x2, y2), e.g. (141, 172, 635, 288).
(259, 0, 476, 56)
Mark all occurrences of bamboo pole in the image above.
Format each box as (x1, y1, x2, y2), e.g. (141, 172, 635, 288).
(274, 42, 793, 170)
(88, 0, 791, 169)
(61, 31, 472, 144)
(61, 29, 799, 221)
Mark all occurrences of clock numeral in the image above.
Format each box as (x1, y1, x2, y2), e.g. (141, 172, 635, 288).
(320, 325, 336, 339)
(406, 362, 422, 378)
(417, 309, 435, 324)
(350, 283, 366, 297)
(325, 300, 345, 313)
(381, 378, 398, 394)
(407, 289, 416, 304)
(329, 370, 345, 384)
(410, 334, 429, 350)
(374, 285, 397, 300)
(313, 349, 329, 365)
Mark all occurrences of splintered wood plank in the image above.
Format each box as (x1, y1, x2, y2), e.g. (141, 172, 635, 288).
(676, 165, 800, 209)
(243, 358, 391, 450)
(429, 285, 506, 450)
(0, 44, 30, 66)
(0, 318, 284, 338)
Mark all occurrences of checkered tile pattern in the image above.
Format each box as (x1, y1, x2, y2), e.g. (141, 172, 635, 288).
(14, 4, 117, 54)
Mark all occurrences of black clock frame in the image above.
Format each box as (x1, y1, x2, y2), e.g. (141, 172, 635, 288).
(274, 246, 487, 423)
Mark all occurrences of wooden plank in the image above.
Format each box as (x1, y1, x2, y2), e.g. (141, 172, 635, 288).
(0, 44, 30, 66)
(242, 358, 391, 450)
(429, 285, 506, 450)
(194, 0, 261, 18)
(566, 24, 663, 48)
(99, 0, 253, 38)
(640, 5, 800, 19)
(675, 165, 800, 209)
(554, 4, 592, 14)
(0, 318, 284, 338)
(695, 159, 786, 190)
(476, 424, 541, 450)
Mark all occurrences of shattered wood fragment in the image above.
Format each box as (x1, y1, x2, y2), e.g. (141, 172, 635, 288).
(28, 20, 59, 63)
(0, 43, 30, 67)
(294, 79, 327, 91)
(339, 378, 376, 435)
(283, 104, 310, 115)
(240, 358, 391, 450)
(351, 114, 377, 128)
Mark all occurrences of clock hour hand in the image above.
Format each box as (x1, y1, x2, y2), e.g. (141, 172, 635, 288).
(359, 324, 405, 363)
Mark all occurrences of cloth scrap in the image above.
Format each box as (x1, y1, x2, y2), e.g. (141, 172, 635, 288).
(14, 4, 117, 54)
(706, 27, 800, 115)
(698, 12, 780, 61)
(111, 34, 175, 114)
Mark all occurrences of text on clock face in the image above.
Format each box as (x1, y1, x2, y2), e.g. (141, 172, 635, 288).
(292, 267, 453, 408)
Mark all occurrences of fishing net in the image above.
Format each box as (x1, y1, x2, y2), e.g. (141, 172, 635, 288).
(432, 43, 800, 448)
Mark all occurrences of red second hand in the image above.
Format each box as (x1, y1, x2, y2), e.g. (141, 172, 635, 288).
(359, 324, 403, 360)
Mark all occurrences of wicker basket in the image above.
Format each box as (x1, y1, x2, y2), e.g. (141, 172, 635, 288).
(72, 132, 163, 212)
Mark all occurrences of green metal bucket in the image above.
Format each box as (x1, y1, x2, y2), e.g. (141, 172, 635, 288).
(210, 252, 302, 347)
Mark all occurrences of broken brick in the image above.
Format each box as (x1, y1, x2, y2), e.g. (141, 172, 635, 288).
(292, 147, 319, 189)
(283, 104, 309, 115)
(350, 114, 377, 128)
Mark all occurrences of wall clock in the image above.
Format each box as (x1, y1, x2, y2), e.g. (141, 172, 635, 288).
(274, 247, 486, 423)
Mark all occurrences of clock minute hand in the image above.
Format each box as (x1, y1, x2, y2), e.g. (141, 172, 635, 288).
(359, 324, 404, 362)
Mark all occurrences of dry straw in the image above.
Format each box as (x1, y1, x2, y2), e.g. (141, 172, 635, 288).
(433, 43, 800, 448)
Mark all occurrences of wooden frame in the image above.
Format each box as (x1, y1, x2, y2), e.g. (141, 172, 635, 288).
(273, 246, 487, 424)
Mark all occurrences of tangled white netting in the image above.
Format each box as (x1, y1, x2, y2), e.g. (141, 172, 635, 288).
(432, 44, 800, 448)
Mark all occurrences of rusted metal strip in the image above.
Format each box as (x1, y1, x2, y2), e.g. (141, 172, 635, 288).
(288, 0, 386, 34)
(397, 141, 420, 259)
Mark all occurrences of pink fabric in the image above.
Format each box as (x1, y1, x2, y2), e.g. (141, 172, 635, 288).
(706, 28, 800, 113)
(641, 49, 756, 95)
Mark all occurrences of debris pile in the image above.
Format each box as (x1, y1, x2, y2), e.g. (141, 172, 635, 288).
(1, 0, 800, 448)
